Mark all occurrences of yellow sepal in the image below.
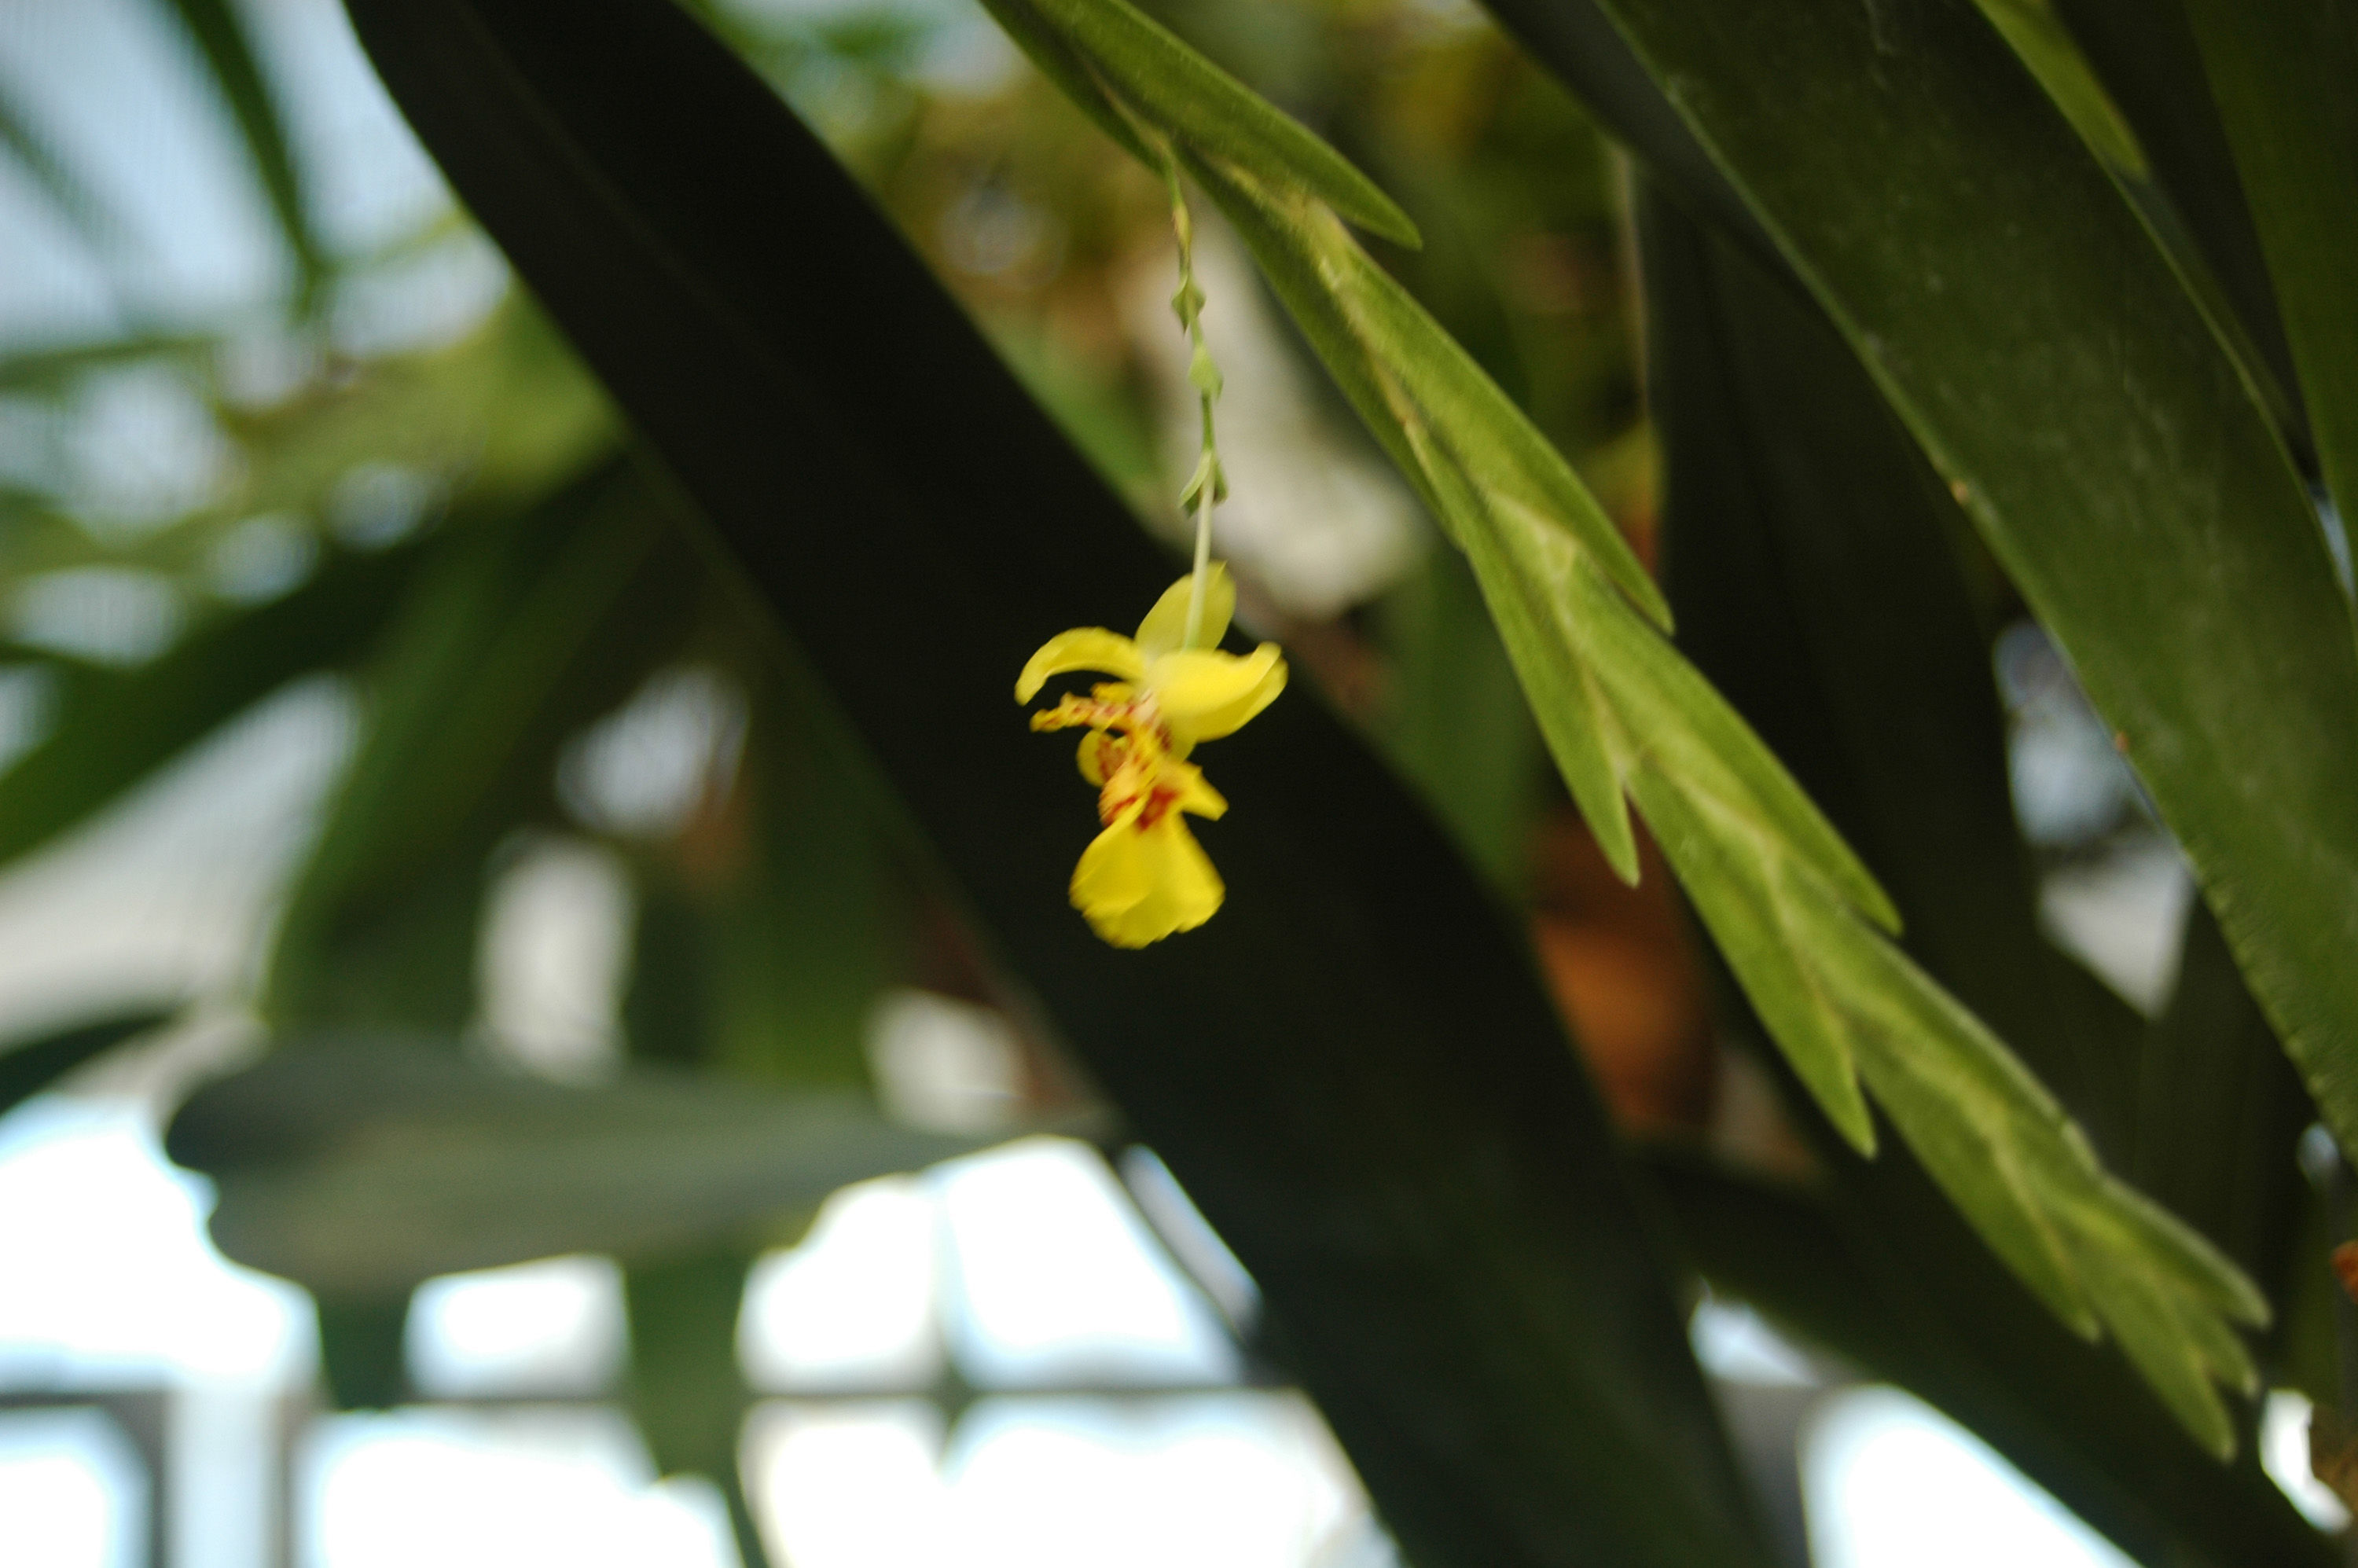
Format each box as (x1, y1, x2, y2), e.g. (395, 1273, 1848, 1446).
(1135, 565, 1235, 659)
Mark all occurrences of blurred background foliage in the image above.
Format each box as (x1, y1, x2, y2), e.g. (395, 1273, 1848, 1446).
(0, 0, 2349, 1564)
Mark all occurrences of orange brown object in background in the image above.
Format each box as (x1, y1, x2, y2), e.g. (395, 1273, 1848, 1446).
(1529, 805, 1717, 1137)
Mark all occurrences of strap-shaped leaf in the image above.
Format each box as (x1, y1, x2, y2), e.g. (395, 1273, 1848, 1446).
(2135, 903, 2313, 1294)
(625, 1247, 773, 1566)
(984, 0, 2269, 1454)
(266, 457, 698, 1025)
(165, 1039, 984, 1295)
(2182, 0, 2358, 591)
(1641, 183, 2139, 1151)
(1641, 186, 2323, 1559)
(1971, 0, 2144, 178)
(0, 542, 422, 868)
(338, 2, 1776, 1562)
(2045, 0, 2305, 435)
(0, 1010, 172, 1118)
(1486, 0, 2358, 1217)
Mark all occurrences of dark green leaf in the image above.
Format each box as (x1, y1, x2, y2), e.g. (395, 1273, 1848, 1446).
(0, 1010, 171, 1118)
(1012, 0, 2261, 1450)
(625, 1249, 772, 1568)
(2045, 0, 2306, 439)
(2182, 0, 2358, 576)
(165, 1038, 986, 1295)
(314, 1294, 412, 1411)
(0, 542, 421, 870)
(1640, 184, 2134, 1151)
(266, 457, 697, 1026)
(1493, 0, 2358, 1253)
(1640, 180, 2297, 1526)
(1970, 0, 2144, 178)
(2135, 901, 2312, 1305)
(337, 1, 1774, 1561)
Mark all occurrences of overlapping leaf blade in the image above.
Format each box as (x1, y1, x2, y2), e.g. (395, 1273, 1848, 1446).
(336, 2, 1773, 1563)
(2182, 0, 2358, 578)
(1640, 180, 2326, 1554)
(0, 544, 421, 869)
(2044, 0, 2306, 435)
(986, 0, 2268, 1454)
(1482, 0, 2358, 1192)
(266, 457, 696, 1025)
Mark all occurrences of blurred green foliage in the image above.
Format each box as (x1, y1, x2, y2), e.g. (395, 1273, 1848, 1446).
(2, 0, 2352, 1564)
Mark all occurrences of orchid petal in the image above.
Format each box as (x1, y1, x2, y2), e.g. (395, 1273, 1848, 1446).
(1015, 629, 1146, 702)
(1149, 643, 1287, 740)
(1071, 810, 1225, 947)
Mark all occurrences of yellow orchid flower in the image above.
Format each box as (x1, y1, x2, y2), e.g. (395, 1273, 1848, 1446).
(1016, 564, 1287, 947)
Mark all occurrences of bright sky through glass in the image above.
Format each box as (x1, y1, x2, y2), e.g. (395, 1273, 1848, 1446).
(1806, 1387, 2134, 1568)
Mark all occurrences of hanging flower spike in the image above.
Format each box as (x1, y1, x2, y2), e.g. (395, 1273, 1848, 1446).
(1017, 564, 1286, 946)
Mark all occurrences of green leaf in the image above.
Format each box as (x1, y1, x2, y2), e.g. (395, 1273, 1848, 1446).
(2182, 0, 2358, 587)
(1649, 1148, 2334, 1568)
(163, 1038, 986, 1295)
(1642, 182, 2283, 1471)
(1640, 143, 2317, 1529)
(984, 0, 1420, 248)
(266, 457, 698, 1026)
(314, 1294, 412, 1410)
(986, 0, 2270, 1453)
(624, 1249, 773, 1568)
(1376, 548, 1544, 897)
(1642, 186, 2136, 1149)
(2133, 901, 2313, 1310)
(1496, 0, 2358, 1317)
(0, 542, 422, 870)
(338, 2, 1777, 1561)
(2045, 0, 2306, 436)
(160, 0, 326, 305)
(1970, 0, 2145, 178)
(0, 1010, 171, 1118)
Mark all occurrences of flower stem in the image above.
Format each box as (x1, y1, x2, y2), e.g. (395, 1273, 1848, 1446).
(1159, 152, 1223, 649)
